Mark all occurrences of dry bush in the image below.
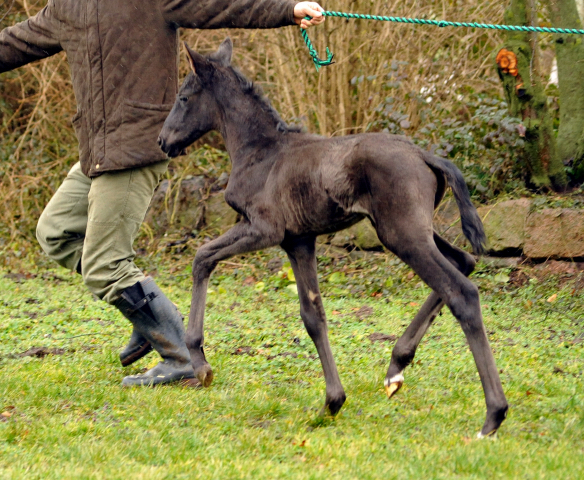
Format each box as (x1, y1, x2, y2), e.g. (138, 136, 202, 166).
(0, 0, 506, 266)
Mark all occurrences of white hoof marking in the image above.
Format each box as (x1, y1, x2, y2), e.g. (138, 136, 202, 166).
(384, 374, 404, 387)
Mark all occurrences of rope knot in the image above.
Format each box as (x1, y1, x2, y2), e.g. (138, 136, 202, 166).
(438, 20, 448, 28)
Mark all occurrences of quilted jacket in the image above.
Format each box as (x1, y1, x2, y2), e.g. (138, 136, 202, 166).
(0, 0, 297, 177)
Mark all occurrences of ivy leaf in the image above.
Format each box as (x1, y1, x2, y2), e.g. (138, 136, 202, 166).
(493, 273, 510, 283)
(328, 272, 347, 284)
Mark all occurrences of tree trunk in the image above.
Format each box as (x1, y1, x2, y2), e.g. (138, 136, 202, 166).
(497, 0, 567, 189)
(548, 0, 584, 183)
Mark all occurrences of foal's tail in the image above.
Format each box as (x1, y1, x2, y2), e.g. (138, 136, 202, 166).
(423, 153, 486, 255)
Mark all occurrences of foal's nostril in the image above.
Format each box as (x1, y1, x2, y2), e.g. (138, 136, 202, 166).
(157, 136, 165, 151)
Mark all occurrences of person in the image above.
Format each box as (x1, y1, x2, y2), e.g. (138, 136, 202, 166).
(0, 0, 325, 387)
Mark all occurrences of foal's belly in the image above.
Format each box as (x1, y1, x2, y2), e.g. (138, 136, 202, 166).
(282, 196, 365, 237)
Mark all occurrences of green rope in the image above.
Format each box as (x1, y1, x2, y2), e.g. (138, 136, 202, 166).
(302, 11, 584, 71)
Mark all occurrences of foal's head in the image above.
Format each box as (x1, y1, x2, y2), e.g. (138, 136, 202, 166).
(158, 38, 298, 158)
(158, 38, 234, 158)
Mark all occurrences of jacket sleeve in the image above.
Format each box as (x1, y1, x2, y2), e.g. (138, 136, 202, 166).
(161, 0, 298, 30)
(0, 1, 62, 73)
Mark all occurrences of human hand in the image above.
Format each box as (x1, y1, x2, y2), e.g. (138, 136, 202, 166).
(293, 2, 325, 29)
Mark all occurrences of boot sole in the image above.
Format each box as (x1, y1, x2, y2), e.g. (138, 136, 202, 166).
(178, 377, 202, 388)
(122, 375, 200, 388)
(120, 342, 153, 367)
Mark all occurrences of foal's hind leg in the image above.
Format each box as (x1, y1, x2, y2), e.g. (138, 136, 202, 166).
(385, 234, 476, 398)
(282, 236, 346, 416)
(187, 219, 283, 386)
(378, 228, 507, 436)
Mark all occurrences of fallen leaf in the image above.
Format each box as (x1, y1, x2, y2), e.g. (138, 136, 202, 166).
(547, 294, 557, 303)
(243, 276, 255, 286)
(1, 411, 12, 418)
(293, 439, 309, 447)
(232, 346, 254, 356)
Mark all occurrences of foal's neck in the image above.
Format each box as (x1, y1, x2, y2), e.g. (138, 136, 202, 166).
(219, 94, 285, 167)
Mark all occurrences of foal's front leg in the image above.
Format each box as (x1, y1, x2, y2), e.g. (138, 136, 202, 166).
(283, 236, 346, 416)
(188, 219, 283, 386)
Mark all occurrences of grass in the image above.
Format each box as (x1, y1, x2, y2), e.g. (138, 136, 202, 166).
(1, 251, 583, 479)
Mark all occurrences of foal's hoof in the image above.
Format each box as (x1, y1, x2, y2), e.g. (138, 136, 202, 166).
(384, 374, 404, 399)
(320, 393, 346, 417)
(477, 404, 508, 439)
(194, 363, 214, 388)
(476, 430, 498, 440)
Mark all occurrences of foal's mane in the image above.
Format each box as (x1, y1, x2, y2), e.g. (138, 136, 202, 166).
(209, 56, 301, 134)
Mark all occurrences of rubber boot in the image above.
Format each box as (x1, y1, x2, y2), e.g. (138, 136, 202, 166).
(119, 328, 153, 367)
(114, 277, 196, 387)
(77, 259, 152, 366)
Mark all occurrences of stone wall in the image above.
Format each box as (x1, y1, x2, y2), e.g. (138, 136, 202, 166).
(146, 178, 583, 259)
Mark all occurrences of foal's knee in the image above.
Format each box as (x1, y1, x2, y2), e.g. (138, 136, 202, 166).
(460, 251, 476, 276)
(192, 247, 216, 280)
(448, 281, 480, 325)
(447, 248, 476, 277)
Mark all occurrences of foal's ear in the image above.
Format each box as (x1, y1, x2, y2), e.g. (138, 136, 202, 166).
(184, 42, 213, 81)
(209, 37, 233, 67)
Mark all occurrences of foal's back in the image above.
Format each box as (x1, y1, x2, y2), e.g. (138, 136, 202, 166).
(266, 131, 441, 238)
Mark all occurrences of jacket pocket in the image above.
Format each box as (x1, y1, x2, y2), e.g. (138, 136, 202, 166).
(71, 110, 90, 163)
(121, 100, 174, 166)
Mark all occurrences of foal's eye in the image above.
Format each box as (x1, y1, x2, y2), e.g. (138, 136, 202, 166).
(179, 96, 189, 103)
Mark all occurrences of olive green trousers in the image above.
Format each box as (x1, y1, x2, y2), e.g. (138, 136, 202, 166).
(36, 161, 169, 304)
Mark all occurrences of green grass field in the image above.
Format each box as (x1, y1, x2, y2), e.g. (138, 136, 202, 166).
(1, 251, 583, 479)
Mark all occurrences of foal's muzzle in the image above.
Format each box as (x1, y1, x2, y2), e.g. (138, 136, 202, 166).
(157, 136, 185, 158)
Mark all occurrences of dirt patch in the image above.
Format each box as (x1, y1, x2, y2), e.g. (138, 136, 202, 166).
(368, 333, 397, 343)
(3, 272, 37, 283)
(17, 347, 65, 358)
(509, 269, 531, 288)
(354, 305, 374, 320)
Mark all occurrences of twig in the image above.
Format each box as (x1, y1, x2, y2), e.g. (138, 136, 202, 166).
(54, 333, 115, 341)
(0, 1, 15, 23)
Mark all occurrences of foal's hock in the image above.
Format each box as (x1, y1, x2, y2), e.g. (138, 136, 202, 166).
(158, 38, 508, 437)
